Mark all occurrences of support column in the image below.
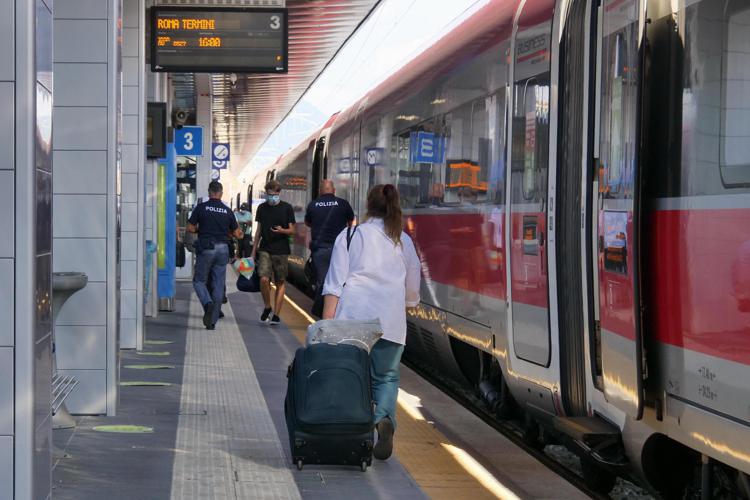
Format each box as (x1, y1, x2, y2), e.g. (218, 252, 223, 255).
(4, 0, 54, 497)
(120, 0, 147, 349)
(52, 0, 122, 416)
(195, 74, 212, 201)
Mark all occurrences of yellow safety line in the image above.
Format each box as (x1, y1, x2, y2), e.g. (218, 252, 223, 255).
(277, 293, 521, 500)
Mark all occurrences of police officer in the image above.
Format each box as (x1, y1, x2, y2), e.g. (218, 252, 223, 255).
(304, 179, 354, 316)
(187, 181, 243, 330)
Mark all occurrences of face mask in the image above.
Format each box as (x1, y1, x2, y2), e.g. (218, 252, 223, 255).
(268, 194, 280, 206)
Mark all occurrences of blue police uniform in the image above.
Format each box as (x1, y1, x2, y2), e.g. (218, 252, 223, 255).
(188, 198, 238, 327)
(304, 193, 354, 314)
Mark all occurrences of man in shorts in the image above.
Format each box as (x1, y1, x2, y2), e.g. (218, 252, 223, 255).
(251, 180, 296, 324)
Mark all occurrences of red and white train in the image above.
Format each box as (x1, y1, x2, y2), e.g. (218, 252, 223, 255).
(242, 0, 750, 495)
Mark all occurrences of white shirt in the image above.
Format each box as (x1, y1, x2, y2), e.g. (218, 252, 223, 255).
(322, 218, 421, 345)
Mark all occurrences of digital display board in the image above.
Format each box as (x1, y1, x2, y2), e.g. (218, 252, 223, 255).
(151, 7, 288, 73)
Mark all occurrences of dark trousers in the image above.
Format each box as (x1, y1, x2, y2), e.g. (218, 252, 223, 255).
(193, 243, 229, 324)
(311, 246, 333, 316)
(239, 235, 253, 258)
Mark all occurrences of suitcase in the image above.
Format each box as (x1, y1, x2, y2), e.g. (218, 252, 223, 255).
(284, 342, 374, 471)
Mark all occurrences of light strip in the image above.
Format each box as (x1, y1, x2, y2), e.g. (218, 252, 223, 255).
(441, 443, 522, 500)
(396, 388, 426, 421)
(280, 291, 317, 324)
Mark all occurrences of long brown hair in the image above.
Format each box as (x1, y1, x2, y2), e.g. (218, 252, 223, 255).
(366, 184, 402, 245)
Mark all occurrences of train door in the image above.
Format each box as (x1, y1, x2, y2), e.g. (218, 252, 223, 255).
(350, 104, 365, 216)
(508, 0, 554, 367)
(592, 0, 648, 418)
(310, 137, 326, 201)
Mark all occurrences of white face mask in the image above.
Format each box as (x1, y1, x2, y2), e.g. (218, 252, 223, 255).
(267, 194, 281, 206)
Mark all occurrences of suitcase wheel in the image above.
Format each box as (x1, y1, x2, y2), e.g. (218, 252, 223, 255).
(297, 459, 304, 471)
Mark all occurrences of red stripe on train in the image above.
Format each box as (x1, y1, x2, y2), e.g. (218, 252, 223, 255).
(647, 208, 750, 366)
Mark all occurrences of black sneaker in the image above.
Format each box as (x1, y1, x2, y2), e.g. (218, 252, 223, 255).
(260, 307, 272, 322)
(203, 302, 214, 329)
(219, 311, 225, 319)
(269, 314, 281, 325)
(373, 417, 395, 460)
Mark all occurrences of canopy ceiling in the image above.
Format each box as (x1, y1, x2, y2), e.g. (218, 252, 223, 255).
(205, 0, 381, 177)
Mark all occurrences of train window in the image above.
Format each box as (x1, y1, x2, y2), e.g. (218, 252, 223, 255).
(599, 15, 639, 199)
(719, 4, 750, 188)
(511, 75, 550, 203)
(647, 0, 750, 196)
(390, 93, 506, 209)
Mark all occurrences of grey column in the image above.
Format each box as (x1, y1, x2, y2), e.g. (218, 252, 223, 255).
(120, 0, 147, 350)
(52, 0, 122, 416)
(3, 0, 55, 497)
(195, 75, 212, 200)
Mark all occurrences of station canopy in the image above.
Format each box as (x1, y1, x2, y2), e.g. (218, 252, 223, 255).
(165, 0, 380, 177)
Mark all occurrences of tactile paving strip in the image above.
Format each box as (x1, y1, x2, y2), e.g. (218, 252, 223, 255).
(169, 292, 301, 500)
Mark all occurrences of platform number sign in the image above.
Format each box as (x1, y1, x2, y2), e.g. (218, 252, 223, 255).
(174, 126, 203, 156)
(212, 143, 230, 169)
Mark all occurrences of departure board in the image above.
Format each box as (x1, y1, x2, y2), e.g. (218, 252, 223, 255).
(151, 7, 288, 73)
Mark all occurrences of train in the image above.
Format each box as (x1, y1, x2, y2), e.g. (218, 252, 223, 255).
(239, 0, 750, 496)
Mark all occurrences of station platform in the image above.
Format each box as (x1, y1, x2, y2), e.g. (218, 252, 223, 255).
(51, 276, 588, 500)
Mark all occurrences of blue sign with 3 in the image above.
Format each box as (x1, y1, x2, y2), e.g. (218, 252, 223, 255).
(174, 126, 203, 156)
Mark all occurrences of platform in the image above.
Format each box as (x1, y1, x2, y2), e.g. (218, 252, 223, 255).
(51, 277, 588, 499)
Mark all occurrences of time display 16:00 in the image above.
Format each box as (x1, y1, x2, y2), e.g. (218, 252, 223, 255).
(198, 36, 221, 47)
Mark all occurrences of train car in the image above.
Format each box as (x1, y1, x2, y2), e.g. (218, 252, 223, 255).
(244, 0, 750, 496)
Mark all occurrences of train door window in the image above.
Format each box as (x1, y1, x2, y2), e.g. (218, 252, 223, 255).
(599, 8, 639, 199)
(720, 3, 750, 187)
(511, 79, 550, 203)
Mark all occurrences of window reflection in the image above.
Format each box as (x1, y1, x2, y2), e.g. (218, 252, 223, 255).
(511, 76, 550, 204)
(389, 93, 506, 209)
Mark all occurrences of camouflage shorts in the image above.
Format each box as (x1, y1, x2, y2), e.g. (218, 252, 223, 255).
(257, 251, 289, 283)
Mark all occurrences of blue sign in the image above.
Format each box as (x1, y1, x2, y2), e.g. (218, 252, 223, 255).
(410, 131, 445, 164)
(174, 126, 203, 156)
(211, 142, 230, 169)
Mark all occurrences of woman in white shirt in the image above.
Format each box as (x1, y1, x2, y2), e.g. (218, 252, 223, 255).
(322, 184, 421, 461)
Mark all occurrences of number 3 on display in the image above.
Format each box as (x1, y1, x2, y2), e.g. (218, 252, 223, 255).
(184, 132, 193, 151)
(270, 15, 280, 29)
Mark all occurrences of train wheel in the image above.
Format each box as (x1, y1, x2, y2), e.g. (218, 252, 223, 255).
(581, 458, 616, 495)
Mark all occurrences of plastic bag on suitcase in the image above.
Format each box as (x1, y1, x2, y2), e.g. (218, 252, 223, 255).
(305, 319, 383, 353)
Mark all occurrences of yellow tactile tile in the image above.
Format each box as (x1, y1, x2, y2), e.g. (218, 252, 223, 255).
(277, 293, 517, 499)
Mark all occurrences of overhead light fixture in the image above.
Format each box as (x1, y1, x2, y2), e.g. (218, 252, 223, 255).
(430, 98, 446, 105)
(396, 115, 419, 121)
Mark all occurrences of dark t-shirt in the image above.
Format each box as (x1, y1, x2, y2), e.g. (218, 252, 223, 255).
(304, 194, 355, 250)
(188, 198, 238, 244)
(255, 201, 296, 255)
